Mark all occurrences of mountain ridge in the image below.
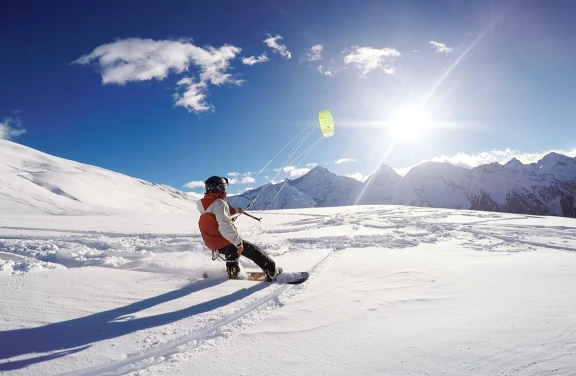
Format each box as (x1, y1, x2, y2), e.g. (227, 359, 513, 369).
(233, 152, 576, 218)
(0, 139, 197, 215)
(3, 139, 576, 218)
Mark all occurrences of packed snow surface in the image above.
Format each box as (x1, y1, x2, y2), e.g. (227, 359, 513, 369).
(1, 205, 576, 375)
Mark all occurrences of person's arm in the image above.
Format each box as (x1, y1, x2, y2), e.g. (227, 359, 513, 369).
(213, 200, 243, 248)
(230, 207, 245, 216)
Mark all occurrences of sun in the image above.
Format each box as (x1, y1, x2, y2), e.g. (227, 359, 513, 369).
(388, 106, 431, 141)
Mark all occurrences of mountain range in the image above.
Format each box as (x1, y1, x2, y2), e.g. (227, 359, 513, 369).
(231, 152, 576, 218)
(2, 139, 576, 218)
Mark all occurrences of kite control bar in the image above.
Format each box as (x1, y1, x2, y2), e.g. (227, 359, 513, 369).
(241, 211, 262, 222)
(229, 193, 261, 222)
(232, 210, 261, 222)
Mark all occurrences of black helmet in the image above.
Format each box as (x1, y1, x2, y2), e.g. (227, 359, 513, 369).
(205, 176, 228, 193)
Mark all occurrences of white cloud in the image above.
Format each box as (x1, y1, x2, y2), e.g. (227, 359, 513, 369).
(335, 158, 355, 164)
(429, 41, 454, 54)
(230, 176, 256, 184)
(0, 116, 26, 140)
(184, 180, 205, 189)
(393, 148, 576, 176)
(174, 78, 211, 113)
(74, 38, 243, 113)
(343, 46, 401, 76)
(347, 172, 367, 181)
(318, 65, 333, 76)
(226, 172, 255, 184)
(235, 187, 254, 194)
(303, 44, 323, 62)
(274, 163, 317, 178)
(242, 53, 269, 65)
(263, 34, 291, 59)
(280, 165, 313, 177)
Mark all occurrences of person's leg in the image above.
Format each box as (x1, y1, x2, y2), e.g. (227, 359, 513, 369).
(240, 240, 278, 277)
(217, 244, 241, 278)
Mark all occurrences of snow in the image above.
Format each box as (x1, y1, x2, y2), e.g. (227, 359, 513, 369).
(394, 162, 470, 208)
(2, 140, 576, 375)
(0, 139, 197, 215)
(355, 163, 401, 205)
(289, 165, 363, 207)
(2, 206, 576, 376)
(228, 181, 317, 210)
(532, 153, 576, 183)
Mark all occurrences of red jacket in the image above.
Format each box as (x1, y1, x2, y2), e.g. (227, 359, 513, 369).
(196, 193, 243, 250)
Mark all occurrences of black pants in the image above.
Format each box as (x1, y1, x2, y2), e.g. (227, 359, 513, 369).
(217, 240, 276, 275)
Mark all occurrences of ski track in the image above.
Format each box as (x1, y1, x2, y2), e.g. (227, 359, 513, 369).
(458, 226, 576, 253)
(2, 207, 576, 374)
(2, 208, 575, 276)
(62, 248, 340, 376)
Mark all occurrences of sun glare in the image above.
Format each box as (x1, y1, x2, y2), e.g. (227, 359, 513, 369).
(389, 107, 431, 141)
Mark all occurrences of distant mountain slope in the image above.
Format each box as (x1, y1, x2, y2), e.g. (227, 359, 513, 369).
(227, 181, 316, 210)
(238, 153, 576, 218)
(289, 166, 363, 207)
(0, 140, 197, 215)
(390, 155, 576, 217)
(393, 161, 470, 208)
(355, 163, 402, 205)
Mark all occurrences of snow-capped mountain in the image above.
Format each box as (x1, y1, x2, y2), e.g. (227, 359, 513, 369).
(355, 163, 402, 205)
(465, 157, 576, 216)
(390, 154, 576, 217)
(227, 180, 317, 210)
(528, 152, 576, 183)
(0, 139, 197, 215)
(288, 166, 363, 207)
(393, 161, 470, 209)
(234, 153, 576, 218)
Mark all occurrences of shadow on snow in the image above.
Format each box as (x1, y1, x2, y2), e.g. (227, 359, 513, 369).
(0, 278, 269, 371)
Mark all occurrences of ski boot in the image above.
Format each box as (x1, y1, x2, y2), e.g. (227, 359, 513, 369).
(227, 265, 240, 279)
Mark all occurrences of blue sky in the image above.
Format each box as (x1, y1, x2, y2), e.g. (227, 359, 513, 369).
(2, 0, 576, 193)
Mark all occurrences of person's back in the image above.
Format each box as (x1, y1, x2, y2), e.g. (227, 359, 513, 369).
(197, 192, 241, 251)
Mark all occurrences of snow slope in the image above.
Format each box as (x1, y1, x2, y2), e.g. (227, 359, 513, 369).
(1, 206, 576, 375)
(355, 163, 402, 205)
(0, 140, 197, 215)
(394, 161, 470, 208)
(227, 181, 317, 210)
(289, 165, 363, 207)
(226, 152, 576, 218)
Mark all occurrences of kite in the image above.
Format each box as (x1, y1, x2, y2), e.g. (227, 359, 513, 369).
(318, 110, 334, 137)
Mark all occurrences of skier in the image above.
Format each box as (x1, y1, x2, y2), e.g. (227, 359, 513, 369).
(196, 176, 281, 281)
